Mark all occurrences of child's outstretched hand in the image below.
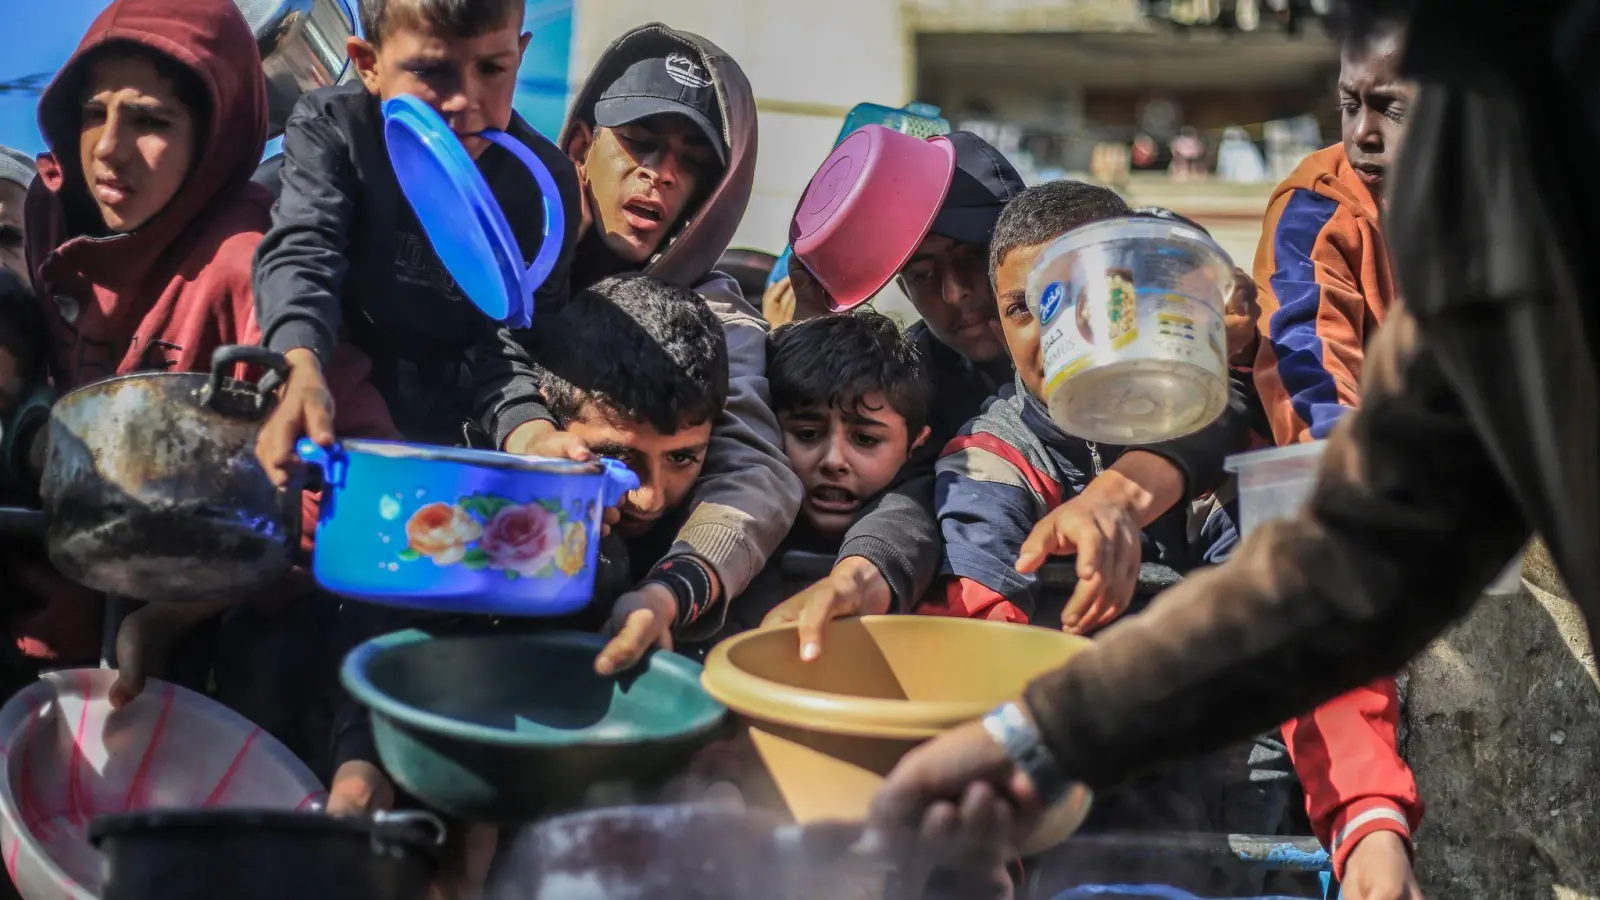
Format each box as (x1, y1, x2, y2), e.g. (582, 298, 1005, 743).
(1225, 267, 1262, 367)
(761, 556, 890, 661)
(256, 348, 335, 488)
(1015, 492, 1140, 636)
(326, 760, 396, 816)
(503, 419, 593, 461)
(109, 599, 235, 708)
(594, 583, 677, 675)
(1340, 831, 1424, 900)
(503, 421, 622, 535)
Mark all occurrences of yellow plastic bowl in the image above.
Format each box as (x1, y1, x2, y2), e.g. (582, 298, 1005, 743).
(700, 616, 1095, 853)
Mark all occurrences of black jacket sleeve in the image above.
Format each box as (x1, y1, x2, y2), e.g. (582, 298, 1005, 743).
(835, 438, 942, 612)
(1131, 379, 1252, 500)
(253, 105, 358, 367)
(466, 323, 553, 449)
(471, 120, 581, 449)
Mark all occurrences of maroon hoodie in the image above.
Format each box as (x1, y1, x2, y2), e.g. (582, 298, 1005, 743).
(25, 0, 273, 387)
(10, 0, 396, 663)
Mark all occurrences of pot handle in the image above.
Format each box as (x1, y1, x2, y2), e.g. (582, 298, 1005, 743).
(202, 345, 293, 414)
(371, 810, 448, 852)
(482, 128, 567, 329)
(598, 457, 640, 508)
(296, 438, 349, 488)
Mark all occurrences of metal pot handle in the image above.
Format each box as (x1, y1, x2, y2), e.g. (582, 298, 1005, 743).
(201, 345, 293, 415)
(370, 810, 448, 852)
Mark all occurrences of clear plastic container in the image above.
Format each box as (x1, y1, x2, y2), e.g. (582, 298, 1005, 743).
(1027, 217, 1234, 445)
(1225, 442, 1524, 594)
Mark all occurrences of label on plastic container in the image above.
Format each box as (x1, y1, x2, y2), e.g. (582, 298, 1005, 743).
(1037, 243, 1227, 403)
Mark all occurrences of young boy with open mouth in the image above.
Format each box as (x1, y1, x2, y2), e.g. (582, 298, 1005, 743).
(556, 26, 803, 676)
(741, 311, 933, 648)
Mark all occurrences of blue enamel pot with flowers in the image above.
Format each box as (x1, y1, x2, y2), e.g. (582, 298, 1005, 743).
(297, 439, 639, 616)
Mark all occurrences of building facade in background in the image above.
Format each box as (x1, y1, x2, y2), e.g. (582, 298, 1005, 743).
(565, 0, 1335, 271)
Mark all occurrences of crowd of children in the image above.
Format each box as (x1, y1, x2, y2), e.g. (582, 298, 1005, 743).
(0, 0, 1427, 897)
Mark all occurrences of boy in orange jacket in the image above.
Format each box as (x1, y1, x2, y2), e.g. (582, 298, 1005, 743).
(1251, 19, 1424, 898)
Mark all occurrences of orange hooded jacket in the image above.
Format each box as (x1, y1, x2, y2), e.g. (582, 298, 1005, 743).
(1252, 143, 1399, 445)
(1250, 143, 1419, 876)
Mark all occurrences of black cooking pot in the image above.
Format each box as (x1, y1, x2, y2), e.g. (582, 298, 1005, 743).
(39, 345, 300, 602)
(90, 809, 443, 900)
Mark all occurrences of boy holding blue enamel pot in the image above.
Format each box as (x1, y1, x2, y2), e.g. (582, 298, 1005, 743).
(556, 28, 804, 677)
(251, 0, 586, 476)
(321, 272, 729, 892)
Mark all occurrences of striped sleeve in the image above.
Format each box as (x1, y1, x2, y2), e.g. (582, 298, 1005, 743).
(929, 432, 1061, 622)
(1252, 188, 1371, 445)
(1281, 676, 1422, 880)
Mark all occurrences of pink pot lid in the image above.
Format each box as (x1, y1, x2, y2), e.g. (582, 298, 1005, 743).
(790, 126, 956, 312)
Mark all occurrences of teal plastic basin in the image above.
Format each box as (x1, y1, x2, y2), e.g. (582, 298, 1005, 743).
(341, 629, 727, 822)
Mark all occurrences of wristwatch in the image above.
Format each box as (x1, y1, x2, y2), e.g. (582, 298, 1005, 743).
(982, 701, 1070, 807)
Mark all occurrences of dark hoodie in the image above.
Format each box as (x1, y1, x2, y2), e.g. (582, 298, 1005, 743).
(558, 25, 801, 625)
(13, 0, 394, 665)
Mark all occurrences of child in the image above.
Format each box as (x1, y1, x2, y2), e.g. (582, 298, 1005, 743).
(1238, 20, 1427, 891)
(527, 272, 729, 557)
(962, 182, 1420, 897)
(252, 0, 586, 471)
(329, 272, 730, 887)
(744, 311, 932, 649)
(558, 26, 804, 674)
(0, 147, 31, 284)
(925, 180, 1245, 630)
(7, 0, 393, 736)
(1252, 18, 1414, 445)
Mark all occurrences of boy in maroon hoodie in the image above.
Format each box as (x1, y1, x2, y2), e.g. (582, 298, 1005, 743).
(3, 0, 394, 748)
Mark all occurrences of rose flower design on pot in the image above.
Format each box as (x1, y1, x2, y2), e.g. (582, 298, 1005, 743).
(299, 440, 637, 617)
(405, 502, 483, 565)
(400, 496, 589, 580)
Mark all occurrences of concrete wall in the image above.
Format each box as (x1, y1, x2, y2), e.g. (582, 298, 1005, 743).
(1403, 542, 1600, 900)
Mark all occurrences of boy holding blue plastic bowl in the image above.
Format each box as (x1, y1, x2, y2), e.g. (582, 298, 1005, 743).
(251, 0, 586, 475)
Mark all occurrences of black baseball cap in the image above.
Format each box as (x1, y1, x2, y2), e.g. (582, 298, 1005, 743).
(593, 49, 727, 165)
(929, 132, 1026, 246)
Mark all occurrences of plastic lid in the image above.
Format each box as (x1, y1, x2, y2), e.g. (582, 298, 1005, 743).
(383, 95, 531, 327)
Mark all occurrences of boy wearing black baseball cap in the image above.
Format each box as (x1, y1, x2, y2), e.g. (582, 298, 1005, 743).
(555, 25, 804, 678)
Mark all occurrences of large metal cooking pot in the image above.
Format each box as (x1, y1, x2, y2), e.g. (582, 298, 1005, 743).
(234, 0, 358, 136)
(40, 346, 299, 602)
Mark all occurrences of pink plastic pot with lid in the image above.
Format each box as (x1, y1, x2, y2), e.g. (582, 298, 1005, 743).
(790, 125, 956, 312)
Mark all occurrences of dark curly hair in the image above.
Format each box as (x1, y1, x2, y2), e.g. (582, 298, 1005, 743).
(525, 274, 728, 434)
(767, 310, 932, 438)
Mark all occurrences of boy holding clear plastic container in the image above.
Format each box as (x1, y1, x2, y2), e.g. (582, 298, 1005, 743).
(920, 180, 1248, 631)
(965, 184, 1423, 898)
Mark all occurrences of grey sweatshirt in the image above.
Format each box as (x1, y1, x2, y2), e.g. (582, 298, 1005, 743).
(560, 25, 802, 614)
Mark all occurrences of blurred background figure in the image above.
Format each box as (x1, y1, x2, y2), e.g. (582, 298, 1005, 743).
(0, 146, 32, 283)
(1217, 125, 1269, 182)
